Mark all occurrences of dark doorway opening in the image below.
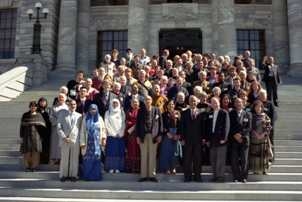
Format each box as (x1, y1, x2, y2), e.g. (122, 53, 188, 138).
(159, 28, 202, 58)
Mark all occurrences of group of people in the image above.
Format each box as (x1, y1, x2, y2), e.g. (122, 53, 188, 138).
(19, 48, 279, 183)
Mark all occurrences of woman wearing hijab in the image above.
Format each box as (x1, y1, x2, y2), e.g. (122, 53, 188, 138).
(104, 99, 126, 173)
(20, 101, 46, 171)
(80, 104, 106, 181)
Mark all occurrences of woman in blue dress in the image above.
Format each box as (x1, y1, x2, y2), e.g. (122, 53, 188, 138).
(159, 100, 181, 174)
(80, 104, 106, 181)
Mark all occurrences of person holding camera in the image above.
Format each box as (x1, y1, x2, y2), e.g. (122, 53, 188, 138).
(229, 98, 252, 183)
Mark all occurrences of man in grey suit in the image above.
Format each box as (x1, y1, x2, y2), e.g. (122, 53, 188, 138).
(57, 99, 82, 182)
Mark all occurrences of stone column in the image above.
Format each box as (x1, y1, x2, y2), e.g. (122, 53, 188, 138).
(56, 0, 78, 72)
(287, 0, 302, 77)
(211, 0, 237, 57)
(77, 0, 90, 73)
(273, 0, 289, 74)
(128, 0, 149, 54)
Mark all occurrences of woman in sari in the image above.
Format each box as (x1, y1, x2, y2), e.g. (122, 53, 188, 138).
(80, 104, 106, 181)
(104, 99, 126, 173)
(159, 100, 181, 174)
(249, 100, 273, 174)
(20, 101, 46, 171)
(124, 98, 141, 173)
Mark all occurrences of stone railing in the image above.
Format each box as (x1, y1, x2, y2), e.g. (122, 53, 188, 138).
(0, 66, 32, 102)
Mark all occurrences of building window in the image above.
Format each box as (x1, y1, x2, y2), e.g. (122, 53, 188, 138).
(0, 8, 17, 59)
(235, 0, 272, 4)
(91, 0, 128, 6)
(97, 30, 128, 65)
(237, 29, 266, 68)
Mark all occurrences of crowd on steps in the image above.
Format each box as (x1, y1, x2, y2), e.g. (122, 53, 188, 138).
(19, 48, 279, 183)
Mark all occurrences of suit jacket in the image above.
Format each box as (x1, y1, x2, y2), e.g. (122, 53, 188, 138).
(93, 91, 117, 117)
(262, 64, 280, 86)
(57, 110, 82, 146)
(136, 106, 163, 142)
(206, 109, 227, 147)
(229, 109, 252, 145)
(179, 108, 206, 145)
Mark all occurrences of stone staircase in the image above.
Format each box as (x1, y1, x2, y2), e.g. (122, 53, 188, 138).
(0, 76, 301, 201)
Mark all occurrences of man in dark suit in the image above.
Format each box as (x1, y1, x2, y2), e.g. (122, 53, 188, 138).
(229, 98, 252, 183)
(180, 95, 206, 182)
(262, 56, 281, 107)
(206, 97, 228, 182)
(93, 80, 117, 117)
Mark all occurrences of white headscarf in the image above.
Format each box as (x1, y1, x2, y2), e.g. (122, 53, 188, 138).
(104, 98, 125, 137)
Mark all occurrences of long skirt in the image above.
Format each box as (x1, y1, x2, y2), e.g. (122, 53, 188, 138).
(49, 125, 61, 160)
(105, 136, 125, 172)
(81, 133, 102, 181)
(125, 135, 140, 173)
(249, 135, 271, 174)
(159, 136, 177, 172)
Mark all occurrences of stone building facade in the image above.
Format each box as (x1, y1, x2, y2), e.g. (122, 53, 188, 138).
(0, 0, 301, 83)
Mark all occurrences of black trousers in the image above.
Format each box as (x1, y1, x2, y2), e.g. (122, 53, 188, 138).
(183, 143, 202, 180)
(231, 142, 249, 181)
(266, 81, 278, 104)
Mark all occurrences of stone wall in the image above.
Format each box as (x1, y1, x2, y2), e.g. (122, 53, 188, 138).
(89, 5, 128, 71)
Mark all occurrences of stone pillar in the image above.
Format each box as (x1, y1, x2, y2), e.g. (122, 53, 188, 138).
(76, 0, 90, 73)
(287, 0, 302, 77)
(273, 0, 289, 74)
(56, 0, 78, 72)
(128, 0, 149, 54)
(211, 0, 237, 57)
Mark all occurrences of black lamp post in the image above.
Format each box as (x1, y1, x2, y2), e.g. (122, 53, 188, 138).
(27, 2, 49, 54)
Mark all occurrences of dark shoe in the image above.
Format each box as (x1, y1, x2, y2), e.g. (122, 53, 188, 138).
(70, 177, 78, 182)
(194, 176, 202, 182)
(211, 177, 217, 182)
(274, 101, 279, 107)
(216, 177, 225, 183)
(149, 177, 159, 182)
(25, 168, 31, 172)
(31, 168, 38, 172)
(138, 177, 148, 182)
(184, 176, 192, 182)
(60, 177, 66, 182)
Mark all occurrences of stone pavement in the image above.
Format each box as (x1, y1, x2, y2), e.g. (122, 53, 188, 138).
(0, 75, 301, 201)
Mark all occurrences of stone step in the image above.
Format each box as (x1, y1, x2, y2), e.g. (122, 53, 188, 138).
(0, 188, 301, 201)
(274, 158, 302, 165)
(275, 146, 302, 152)
(0, 199, 296, 202)
(1, 179, 302, 191)
(0, 164, 300, 174)
(1, 171, 302, 182)
(0, 156, 21, 164)
(0, 150, 19, 156)
(274, 140, 302, 146)
(276, 152, 302, 158)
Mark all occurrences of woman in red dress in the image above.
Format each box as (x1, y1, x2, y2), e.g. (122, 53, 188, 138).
(125, 98, 141, 173)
